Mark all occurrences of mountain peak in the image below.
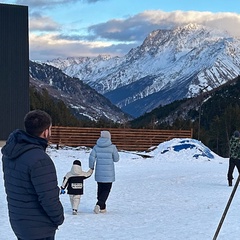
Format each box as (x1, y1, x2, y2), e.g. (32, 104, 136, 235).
(45, 24, 240, 118)
(179, 23, 203, 30)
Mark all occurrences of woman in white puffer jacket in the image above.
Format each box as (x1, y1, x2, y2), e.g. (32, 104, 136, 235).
(89, 130, 119, 214)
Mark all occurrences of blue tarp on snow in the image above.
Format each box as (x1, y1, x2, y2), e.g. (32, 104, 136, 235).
(162, 139, 215, 159)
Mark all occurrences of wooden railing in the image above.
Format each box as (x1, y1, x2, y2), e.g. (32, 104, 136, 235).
(50, 126, 193, 151)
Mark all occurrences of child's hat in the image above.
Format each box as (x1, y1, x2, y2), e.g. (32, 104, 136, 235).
(73, 160, 81, 166)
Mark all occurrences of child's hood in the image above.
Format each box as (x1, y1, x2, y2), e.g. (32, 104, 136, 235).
(70, 164, 83, 175)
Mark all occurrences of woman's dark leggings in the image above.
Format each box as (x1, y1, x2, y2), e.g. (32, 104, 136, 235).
(97, 182, 112, 210)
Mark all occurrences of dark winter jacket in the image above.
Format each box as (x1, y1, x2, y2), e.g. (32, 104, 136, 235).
(61, 164, 93, 195)
(89, 137, 119, 182)
(1, 129, 64, 239)
(229, 135, 240, 159)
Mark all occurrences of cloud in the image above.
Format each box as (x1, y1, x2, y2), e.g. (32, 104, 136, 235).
(53, 34, 87, 41)
(88, 18, 154, 42)
(28, 10, 240, 60)
(30, 13, 61, 32)
(15, 0, 106, 10)
(90, 42, 137, 55)
(88, 10, 240, 44)
(29, 33, 117, 60)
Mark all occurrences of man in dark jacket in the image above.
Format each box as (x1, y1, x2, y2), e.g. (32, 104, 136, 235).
(2, 110, 64, 240)
(227, 130, 240, 186)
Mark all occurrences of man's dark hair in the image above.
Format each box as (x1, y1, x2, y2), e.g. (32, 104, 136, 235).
(24, 110, 52, 136)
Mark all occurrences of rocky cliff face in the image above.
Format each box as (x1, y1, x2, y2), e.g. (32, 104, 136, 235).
(29, 61, 131, 122)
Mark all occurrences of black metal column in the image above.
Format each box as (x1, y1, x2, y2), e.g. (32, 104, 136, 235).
(0, 3, 29, 140)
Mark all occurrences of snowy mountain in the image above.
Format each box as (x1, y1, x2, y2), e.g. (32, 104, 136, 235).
(46, 23, 240, 117)
(29, 61, 131, 123)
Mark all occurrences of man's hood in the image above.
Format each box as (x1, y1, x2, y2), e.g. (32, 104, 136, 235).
(1, 129, 47, 160)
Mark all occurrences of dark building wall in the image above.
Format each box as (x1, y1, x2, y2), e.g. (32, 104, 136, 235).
(0, 4, 29, 140)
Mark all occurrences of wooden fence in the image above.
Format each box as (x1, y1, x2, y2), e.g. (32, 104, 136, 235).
(50, 126, 193, 151)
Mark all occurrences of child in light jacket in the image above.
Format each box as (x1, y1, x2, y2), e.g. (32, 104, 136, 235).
(61, 160, 93, 215)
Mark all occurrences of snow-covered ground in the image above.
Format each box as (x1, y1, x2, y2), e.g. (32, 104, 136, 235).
(1, 138, 239, 240)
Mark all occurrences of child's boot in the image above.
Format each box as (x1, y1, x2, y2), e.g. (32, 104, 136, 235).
(72, 209, 78, 215)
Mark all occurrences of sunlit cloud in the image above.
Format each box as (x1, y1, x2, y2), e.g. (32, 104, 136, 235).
(30, 13, 61, 31)
(88, 10, 240, 43)
(26, 9, 240, 60)
(29, 33, 113, 60)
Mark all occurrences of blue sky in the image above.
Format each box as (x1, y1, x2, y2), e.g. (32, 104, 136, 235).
(1, 0, 240, 60)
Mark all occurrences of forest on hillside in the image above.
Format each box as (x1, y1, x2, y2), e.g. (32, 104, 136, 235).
(29, 87, 120, 128)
